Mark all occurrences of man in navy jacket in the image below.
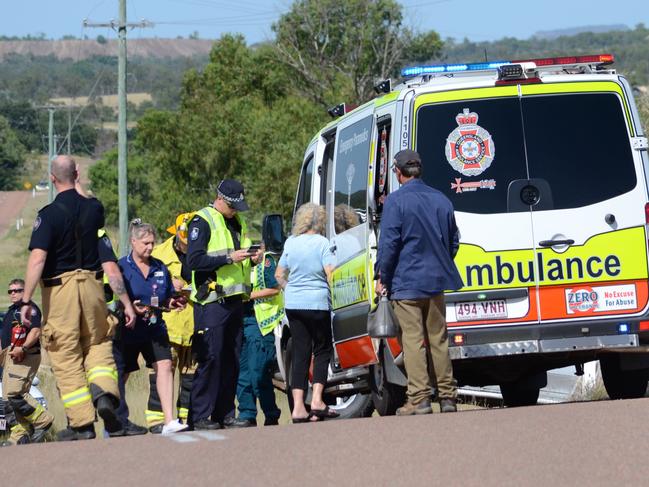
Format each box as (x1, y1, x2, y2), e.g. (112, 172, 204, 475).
(376, 149, 463, 415)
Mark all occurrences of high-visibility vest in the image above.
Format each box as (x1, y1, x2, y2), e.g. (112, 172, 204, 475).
(251, 253, 285, 336)
(190, 206, 252, 304)
(151, 236, 194, 346)
(98, 228, 117, 307)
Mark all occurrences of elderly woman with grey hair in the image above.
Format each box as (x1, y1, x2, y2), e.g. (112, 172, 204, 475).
(275, 203, 338, 423)
(113, 219, 188, 435)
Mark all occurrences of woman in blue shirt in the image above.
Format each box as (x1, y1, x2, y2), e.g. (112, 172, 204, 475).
(275, 203, 338, 423)
(115, 220, 187, 435)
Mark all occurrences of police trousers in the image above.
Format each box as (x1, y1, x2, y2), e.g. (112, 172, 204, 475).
(191, 299, 243, 424)
(1, 350, 53, 442)
(392, 295, 457, 403)
(146, 343, 196, 427)
(41, 270, 120, 427)
(236, 322, 280, 422)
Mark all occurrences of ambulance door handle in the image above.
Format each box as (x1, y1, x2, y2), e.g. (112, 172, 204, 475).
(538, 239, 574, 247)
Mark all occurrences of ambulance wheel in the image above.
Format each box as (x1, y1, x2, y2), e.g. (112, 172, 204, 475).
(600, 356, 649, 400)
(499, 372, 546, 407)
(370, 363, 406, 416)
(325, 393, 374, 419)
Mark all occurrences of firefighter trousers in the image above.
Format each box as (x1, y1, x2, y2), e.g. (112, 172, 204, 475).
(146, 343, 196, 427)
(41, 270, 120, 428)
(1, 351, 53, 442)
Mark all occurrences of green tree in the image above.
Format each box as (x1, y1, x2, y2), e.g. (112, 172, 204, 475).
(0, 115, 26, 189)
(272, 0, 443, 106)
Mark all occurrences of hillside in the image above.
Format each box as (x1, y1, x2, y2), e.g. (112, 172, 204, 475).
(0, 38, 214, 60)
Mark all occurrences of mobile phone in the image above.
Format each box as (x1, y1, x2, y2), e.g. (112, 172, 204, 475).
(247, 244, 262, 254)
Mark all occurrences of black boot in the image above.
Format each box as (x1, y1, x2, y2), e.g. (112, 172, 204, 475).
(57, 424, 96, 441)
(95, 395, 125, 436)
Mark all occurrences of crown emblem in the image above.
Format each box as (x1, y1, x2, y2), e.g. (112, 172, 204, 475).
(456, 108, 479, 126)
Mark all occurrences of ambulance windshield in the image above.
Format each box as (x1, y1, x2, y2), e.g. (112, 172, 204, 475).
(415, 92, 636, 214)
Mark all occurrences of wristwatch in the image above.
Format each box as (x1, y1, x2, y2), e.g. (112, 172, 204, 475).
(225, 253, 233, 265)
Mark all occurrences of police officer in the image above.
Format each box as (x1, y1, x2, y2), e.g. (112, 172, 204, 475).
(187, 179, 262, 429)
(1, 279, 54, 444)
(146, 213, 196, 433)
(20, 155, 132, 441)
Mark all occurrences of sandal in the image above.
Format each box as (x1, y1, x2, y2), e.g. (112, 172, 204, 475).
(310, 406, 340, 419)
(291, 414, 312, 424)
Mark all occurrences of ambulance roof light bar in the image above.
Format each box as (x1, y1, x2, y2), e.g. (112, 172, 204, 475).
(400, 54, 615, 79)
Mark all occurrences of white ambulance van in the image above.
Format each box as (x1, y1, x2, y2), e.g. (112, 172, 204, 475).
(266, 54, 649, 415)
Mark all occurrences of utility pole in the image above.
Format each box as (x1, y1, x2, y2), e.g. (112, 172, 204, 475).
(84, 5, 152, 255)
(48, 108, 55, 203)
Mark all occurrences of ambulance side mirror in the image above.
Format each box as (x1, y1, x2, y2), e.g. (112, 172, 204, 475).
(262, 214, 286, 254)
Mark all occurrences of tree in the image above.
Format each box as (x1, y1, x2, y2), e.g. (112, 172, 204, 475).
(0, 115, 26, 190)
(272, 0, 443, 106)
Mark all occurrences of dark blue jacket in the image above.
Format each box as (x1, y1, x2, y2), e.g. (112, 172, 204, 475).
(377, 178, 463, 300)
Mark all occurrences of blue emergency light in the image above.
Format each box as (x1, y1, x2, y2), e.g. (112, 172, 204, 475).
(618, 323, 630, 334)
(401, 61, 510, 78)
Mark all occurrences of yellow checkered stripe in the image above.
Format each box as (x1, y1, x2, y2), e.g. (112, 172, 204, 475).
(146, 409, 165, 426)
(62, 387, 92, 409)
(87, 366, 118, 383)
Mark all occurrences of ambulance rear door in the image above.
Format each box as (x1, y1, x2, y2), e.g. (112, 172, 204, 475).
(413, 86, 540, 331)
(519, 80, 649, 329)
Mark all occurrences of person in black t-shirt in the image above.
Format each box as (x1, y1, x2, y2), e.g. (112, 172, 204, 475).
(20, 155, 126, 441)
(1, 279, 53, 444)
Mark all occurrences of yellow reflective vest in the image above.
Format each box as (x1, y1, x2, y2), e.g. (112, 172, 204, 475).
(191, 206, 252, 304)
(152, 236, 194, 346)
(251, 253, 284, 336)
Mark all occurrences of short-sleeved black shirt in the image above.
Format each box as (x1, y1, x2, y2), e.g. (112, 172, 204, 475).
(1, 303, 43, 351)
(29, 189, 111, 278)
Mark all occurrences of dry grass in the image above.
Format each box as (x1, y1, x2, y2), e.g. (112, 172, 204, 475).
(50, 93, 152, 109)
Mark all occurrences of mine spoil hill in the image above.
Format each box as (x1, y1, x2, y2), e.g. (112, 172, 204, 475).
(0, 38, 215, 60)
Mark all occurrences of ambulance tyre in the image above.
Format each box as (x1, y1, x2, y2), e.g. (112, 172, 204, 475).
(600, 355, 649, 400)
(369, 363, 406, 416)
(499, 372, 546, 407)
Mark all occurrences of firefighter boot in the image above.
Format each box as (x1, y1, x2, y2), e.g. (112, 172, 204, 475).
(90, 384, 124, 436)
(57, 424, 96, 441)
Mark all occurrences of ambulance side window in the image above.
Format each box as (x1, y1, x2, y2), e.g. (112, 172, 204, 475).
(296, 155, 314, 208)
(333, 116, 373, 233)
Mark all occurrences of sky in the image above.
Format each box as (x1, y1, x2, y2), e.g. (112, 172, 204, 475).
(2, 0, 648, 44)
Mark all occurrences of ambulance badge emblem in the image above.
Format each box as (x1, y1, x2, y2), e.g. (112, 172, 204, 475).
(445, 108, 495, 177)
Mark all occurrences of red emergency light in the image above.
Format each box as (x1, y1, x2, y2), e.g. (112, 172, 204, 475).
(511, 54, 614, 67)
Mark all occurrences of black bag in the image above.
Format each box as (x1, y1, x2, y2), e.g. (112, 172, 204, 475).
(367, 296, 399, 338)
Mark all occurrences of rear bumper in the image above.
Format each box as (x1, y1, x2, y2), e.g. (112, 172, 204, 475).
(449, 316, 646, 360)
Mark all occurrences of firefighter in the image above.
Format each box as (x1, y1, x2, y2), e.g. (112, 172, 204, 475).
(187, 179, 262, 429)
(20, 155, 133, 441)
(1, 279, 54, 444)
(146, 212, 196, 433)
(233, 251, 283, 427)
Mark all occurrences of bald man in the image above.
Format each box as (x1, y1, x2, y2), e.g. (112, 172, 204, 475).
(20, 155, 125, 441)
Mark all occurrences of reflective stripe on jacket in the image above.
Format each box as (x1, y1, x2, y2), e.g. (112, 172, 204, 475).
(251, 252, 284, 336)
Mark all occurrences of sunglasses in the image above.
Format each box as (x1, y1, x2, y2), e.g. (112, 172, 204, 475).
(7, 288, 24, 294)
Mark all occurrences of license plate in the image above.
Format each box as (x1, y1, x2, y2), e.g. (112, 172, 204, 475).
(455, 299, 508, 321)
(0, 418, 6, 431)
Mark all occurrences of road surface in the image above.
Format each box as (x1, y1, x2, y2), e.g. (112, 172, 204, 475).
(2, 398, 649, 486)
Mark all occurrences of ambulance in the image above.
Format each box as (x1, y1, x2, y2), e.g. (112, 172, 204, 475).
(266, 54, 649, 415)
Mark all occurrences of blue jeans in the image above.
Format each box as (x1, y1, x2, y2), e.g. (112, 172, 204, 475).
(236, 321, 280, 421)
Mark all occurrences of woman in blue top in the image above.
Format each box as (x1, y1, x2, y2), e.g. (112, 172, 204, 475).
(115, 220, 187, 435)
(275, 203, 338, 423)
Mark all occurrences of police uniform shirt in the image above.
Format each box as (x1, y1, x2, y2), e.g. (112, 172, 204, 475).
(1, 303, 42, 351)
(29, 189, 110, 279)
(187, 214, 242, 288)
(118, 253, 173, 344)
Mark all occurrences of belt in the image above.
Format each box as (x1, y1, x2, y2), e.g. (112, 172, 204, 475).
(43, 270, 104, 288)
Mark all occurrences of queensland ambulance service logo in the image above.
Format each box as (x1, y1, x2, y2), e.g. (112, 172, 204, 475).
(445, 108, 495, 177)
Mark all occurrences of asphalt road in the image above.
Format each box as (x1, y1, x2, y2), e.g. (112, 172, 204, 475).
(3, 398, 649, 486)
